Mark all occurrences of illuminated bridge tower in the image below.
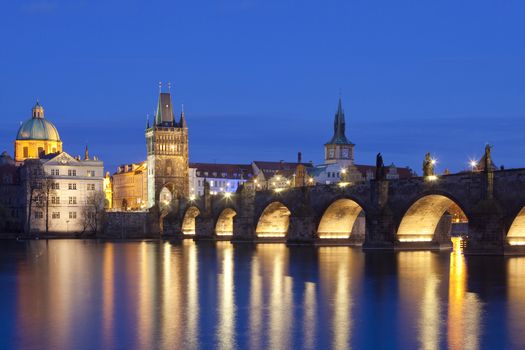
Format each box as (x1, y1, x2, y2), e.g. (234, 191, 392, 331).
(146, 87, 189, 208)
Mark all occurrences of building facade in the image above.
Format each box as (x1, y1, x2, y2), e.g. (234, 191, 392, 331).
(146, 90, 189, 208)
(112, 162, 148, 210)
(23, 151, 104, 234)
(189, 163, 252, 197)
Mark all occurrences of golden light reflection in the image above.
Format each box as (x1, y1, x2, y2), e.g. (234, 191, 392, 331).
(447, 237, 481, 350)
(397, 251, 441, 350)
(268, 245, 292, 350)
(217, 242, 236, 350)
(506, 257, 525, 347)
(318, 247, 360, 349)
(137, 242, 154, 349)
(185, 240, 199, 348)
(102, 244, 115, 350)
(161, 242, 181, 348)
(249, 254, 263, 349)
(303, 282, 316, 350)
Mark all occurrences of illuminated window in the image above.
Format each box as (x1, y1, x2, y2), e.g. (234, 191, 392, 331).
(87, 170, 95, 177)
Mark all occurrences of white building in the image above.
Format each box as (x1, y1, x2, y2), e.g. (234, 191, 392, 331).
(27, 151, 104, 234)
(189, 163, 252, 197)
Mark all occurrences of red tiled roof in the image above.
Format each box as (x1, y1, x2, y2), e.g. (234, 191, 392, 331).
(355, 164, 414, 179)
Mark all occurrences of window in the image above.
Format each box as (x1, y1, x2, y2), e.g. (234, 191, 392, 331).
(23, 147, 29, 158)
(87, 184, 95, 191)
(68, 183, 77, 190)
(51, 196, 60, 205)
(69, 212, 77, 219)
(69, 197, 77, 204)
(52, 212, 60, 219)
(51, 183, 60, 190)
(87, 170, 95, 177)
(38, 147, 44, 156)
(51, 169, 60, 176)
(68, 169, 77, 176)
(34, 211, 43, 219)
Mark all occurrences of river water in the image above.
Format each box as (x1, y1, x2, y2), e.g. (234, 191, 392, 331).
(1, 238, 524, 349)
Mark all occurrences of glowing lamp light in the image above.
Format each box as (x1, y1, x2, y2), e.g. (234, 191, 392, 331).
(341, 168, 347, 174)
(308, 178, 314, 183)
(338, 182, 349, 188)
(426, 175, 438, 181)
(430, 158, 437, 165)
(189, 195, 196, 201)
(274, 188, 284, 193)
(286, 180, 291, 185)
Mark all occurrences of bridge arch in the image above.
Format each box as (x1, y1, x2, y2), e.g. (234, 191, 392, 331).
(506, 206, 525, 246)
(182, 206, 200, 236)
(317, 198, 365, 240)
(256, 201, 291, 238)
(215, 208, 237, 236)
(397, 193, 468, 242)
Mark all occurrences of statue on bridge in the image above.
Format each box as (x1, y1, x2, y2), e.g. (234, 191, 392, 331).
(484, 144, 492, 173)
(376, 153, 386, 180)
(423, 152, 435, 177)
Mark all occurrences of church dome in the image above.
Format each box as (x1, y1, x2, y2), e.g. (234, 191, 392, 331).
(16, 102, 61, 141)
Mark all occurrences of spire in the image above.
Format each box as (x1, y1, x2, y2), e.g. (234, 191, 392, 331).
(154, 84, 174, 126)
(146, 114, 150, 129)
(84, 145, 89, 160)
(326, 97, 351, 145)
(180, 104, 187, 128)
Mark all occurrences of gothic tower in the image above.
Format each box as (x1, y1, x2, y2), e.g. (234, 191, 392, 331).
(146, 88, 189, 208)
(324, 97, 355, 166)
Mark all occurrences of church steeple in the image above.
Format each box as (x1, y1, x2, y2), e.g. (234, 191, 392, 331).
(324, 97, 355, 165)
(327, 97, 351, 145)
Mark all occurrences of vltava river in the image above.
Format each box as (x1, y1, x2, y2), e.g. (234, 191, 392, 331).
(1, 239, 525, 349)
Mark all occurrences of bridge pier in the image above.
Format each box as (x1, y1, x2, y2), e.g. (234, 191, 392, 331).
(465, 200, 505, 255)
(232, 216, 256, 242)
(287, 215, 316, 244)
(194, 216, 215, 240)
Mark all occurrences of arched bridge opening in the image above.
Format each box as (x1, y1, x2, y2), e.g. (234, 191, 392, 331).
(317, 198, 365, 241)
(507, 207, 525, 246)
(256, 202, 291, 238)
(397, 194, 468, 243)
(182, 206, 200, 236)
(215, 208, 237, 236)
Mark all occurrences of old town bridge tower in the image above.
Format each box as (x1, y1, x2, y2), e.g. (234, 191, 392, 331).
(146, 87, 189, 208)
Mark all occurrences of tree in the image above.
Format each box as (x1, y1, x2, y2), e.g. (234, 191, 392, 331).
(22, 160, 56, 236)
(23, 160, 44, 235)
(81, 190, 106, 236)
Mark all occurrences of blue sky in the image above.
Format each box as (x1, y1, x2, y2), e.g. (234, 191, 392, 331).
(1, 0, 524, 174)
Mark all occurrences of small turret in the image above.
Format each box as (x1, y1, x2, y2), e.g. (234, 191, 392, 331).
(32, 101, 44, 119)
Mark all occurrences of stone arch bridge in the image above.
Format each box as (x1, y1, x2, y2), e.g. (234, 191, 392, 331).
(162, 168, 525, 255)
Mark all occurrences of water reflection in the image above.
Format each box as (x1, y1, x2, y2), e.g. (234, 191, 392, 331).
(3, 239, 525, 349)
(448, 237, 481, 350)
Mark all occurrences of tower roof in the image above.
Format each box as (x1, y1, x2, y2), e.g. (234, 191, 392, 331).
(326, 97, 352, 145)
(155, 92, 174, 125)
(17, 102, 61, 141)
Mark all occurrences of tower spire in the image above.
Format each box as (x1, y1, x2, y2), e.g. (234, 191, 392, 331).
(180, 104, 187, 128)
(84, 145, 89, 160)
(327, 96, 349, 145)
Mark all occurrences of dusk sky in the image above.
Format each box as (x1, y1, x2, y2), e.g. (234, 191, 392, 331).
(1, 0, 524, 174)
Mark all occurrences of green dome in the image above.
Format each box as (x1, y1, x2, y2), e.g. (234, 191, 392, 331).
(16, 102, 61, 141)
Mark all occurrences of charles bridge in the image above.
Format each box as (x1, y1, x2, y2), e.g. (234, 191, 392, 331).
(151, 166, 525, 256)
